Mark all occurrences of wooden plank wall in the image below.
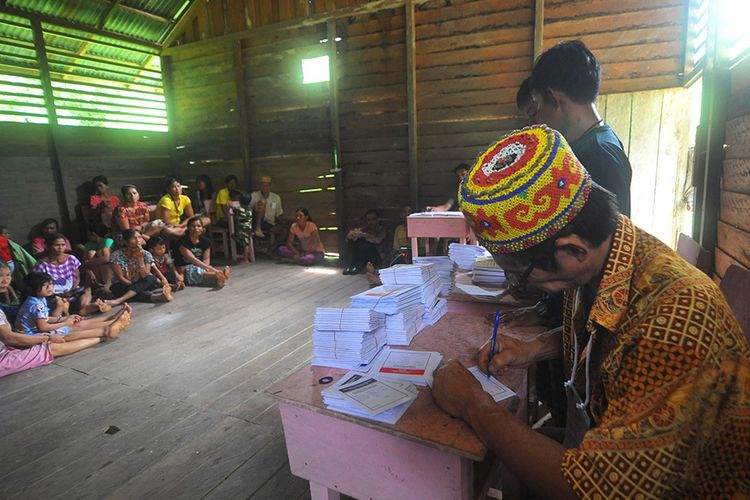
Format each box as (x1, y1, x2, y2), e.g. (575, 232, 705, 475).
(0, 122, 169, 243)
(0, 123, 59, 241)
(167, 42, 246, 193)
(243, 26, 338, 250)
(716, 54, 750, 281)
(339, 8, 409, 229)
(414, 0, 532, 208)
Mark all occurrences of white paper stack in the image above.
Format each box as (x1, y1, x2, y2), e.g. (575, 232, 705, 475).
(413, 256, 455, 295)
(312, 326, 386, 369)
(422, 297, 448, 326)
(379, 263, 437, 286)
(472, 257, 506, 286)
(385, 303, 425, 345)
(314, 307, 385, 332)
(350, 285, 422, 315)
(448, 243, 491, 271)
(361, 347, 443, 386)
(321, 371, 418, 424)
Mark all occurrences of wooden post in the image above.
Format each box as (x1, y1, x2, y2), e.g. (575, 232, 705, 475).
(233, 40, 253, 190)
(327, 19, 346, 259)
(160, 55, 180, 176)
(406, 2, 418, 209)
(692, 0, 727, 257)
(31, 19, 71, 228)
(533, 0, 544, 60)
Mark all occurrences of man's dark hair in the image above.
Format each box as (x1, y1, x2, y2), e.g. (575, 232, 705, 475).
(41, 218, 58, 229)
(25, 271, 53, 296)
(92, 175, 109, 186)
(225, 174, 238, 184)
(505, 183, 619, 271)
(530, 40, 601, 105)
(516, 77, 533, 109)
(453, 163, 470, 175)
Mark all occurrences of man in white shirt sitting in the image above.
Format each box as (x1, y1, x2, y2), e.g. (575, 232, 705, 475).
(250, 175, 287, 246)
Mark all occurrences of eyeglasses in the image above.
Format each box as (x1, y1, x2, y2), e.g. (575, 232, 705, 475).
(504, 261, 536, 292)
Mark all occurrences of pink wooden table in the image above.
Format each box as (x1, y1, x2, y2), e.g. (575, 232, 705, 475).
(407, 213, 477, 257)
(269, 312, 544, 500)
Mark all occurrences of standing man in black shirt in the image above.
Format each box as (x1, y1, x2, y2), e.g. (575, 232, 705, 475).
(528, 40, 632, 216)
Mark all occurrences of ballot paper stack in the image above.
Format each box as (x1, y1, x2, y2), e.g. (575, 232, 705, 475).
(384, 303, 425, 345)
(422, 297, 448, 326)
(380, 263, 442, 309)
(472, 256, 505, 286)
(321, 371, 418, 424)
(350, 285, 422, 315)
(448, 242, 491, 271)
(413, 256, 455, 295)
(312, 308, 387, 369)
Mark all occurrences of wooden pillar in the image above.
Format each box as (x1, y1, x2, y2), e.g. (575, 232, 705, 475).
(533, 0, 544, 60)
(692, 0, 728, 256)
(160, 55, 180, 177)
(406, 2, 419, 209)
(327, 19, 346, 258)
(31, 19, 71, 227)
(233, 40, 253, 190)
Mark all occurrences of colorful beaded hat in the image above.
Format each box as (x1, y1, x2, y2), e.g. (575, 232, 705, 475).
(458, 125, 591, 254)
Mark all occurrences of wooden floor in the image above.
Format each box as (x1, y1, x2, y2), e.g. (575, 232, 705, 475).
(0, 260, 369, 500)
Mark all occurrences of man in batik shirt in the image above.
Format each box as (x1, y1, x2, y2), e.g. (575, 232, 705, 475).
(432, 125, 750, 498)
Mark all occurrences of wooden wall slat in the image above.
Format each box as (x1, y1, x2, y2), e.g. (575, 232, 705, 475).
(718, 221, 750, 269)
(722, 159, 750, 194)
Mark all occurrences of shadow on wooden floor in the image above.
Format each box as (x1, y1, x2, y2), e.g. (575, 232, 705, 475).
(0, 261, 368, 500)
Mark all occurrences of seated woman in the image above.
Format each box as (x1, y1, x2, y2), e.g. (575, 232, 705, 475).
(0, 258, 20, 324)
(0, 263, 130, 379)
(34, 233, 108, 316)
(278, 208, 325, 266)
(107, 229, 172, 305)
(15, 271, 130, 339)
(156, 177, 210, 239)
(145, 236, 184, 291)
(174, 216, 230, 288)
(89, 175, 120, 230)
(114, 184, 164, 241)
(81, 222, 114, 295)
(30, 218, 72, 257)
(194, 174, 214, 214)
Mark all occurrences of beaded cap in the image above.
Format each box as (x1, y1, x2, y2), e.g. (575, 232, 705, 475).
(458, 125, 591, 254)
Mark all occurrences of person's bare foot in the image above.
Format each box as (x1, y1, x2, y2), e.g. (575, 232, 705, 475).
(162, 284, 173, 301)
(105, 311, 130, 339)
(95, 299, 112, 313)
(254, 229, 265, 238)
(222, 266, 231, 280)
(215, 272, 226, 288)
(366, 262, 382, 286)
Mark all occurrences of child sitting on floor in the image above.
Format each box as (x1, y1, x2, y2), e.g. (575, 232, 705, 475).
(174, 216, 230, 288)
(15, 271, 131, 340)
(145, 236, 185, 291)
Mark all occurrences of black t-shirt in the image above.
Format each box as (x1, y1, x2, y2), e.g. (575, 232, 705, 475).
(174, 235, 211, 267)
(570, 124, 632, 216)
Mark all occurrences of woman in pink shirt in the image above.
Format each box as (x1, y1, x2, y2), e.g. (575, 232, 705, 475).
(90, 175, 120, 230)
(278, 208, 325, 266)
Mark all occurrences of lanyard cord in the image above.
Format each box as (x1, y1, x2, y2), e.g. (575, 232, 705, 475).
(564, 287, 593, 410)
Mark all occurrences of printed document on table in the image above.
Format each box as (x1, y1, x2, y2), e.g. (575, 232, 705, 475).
(336, 376, 417, 415)
(455, 282, 506, 297)
(364, 347, 443, 386)
(468, 365, 516, 402)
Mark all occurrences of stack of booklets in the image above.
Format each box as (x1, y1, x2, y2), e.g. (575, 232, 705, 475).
(312, 307, 387, 369)
(472, 257, 506, 286)
(384, 303, 425, 345)
(413, 256, 455, 295)
(422, 297, 448, 326)
(321, 371, 418, 424)
(448, 243, 491, 271)
(362, 347, 443, 387)
(350, 285, 422, 315)
(378, 263, 436, 285)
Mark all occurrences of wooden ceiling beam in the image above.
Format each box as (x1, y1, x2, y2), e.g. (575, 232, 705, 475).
(160, 0, 202, 48)
(0, 3, 161, 50)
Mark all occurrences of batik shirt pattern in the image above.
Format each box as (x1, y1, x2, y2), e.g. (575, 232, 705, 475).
(561, 215, 750, 498)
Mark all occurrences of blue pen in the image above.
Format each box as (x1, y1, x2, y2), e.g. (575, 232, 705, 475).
(487, 309, 501, 379)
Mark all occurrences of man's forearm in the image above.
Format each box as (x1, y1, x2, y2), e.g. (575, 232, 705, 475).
(465, 402, 577, 499)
